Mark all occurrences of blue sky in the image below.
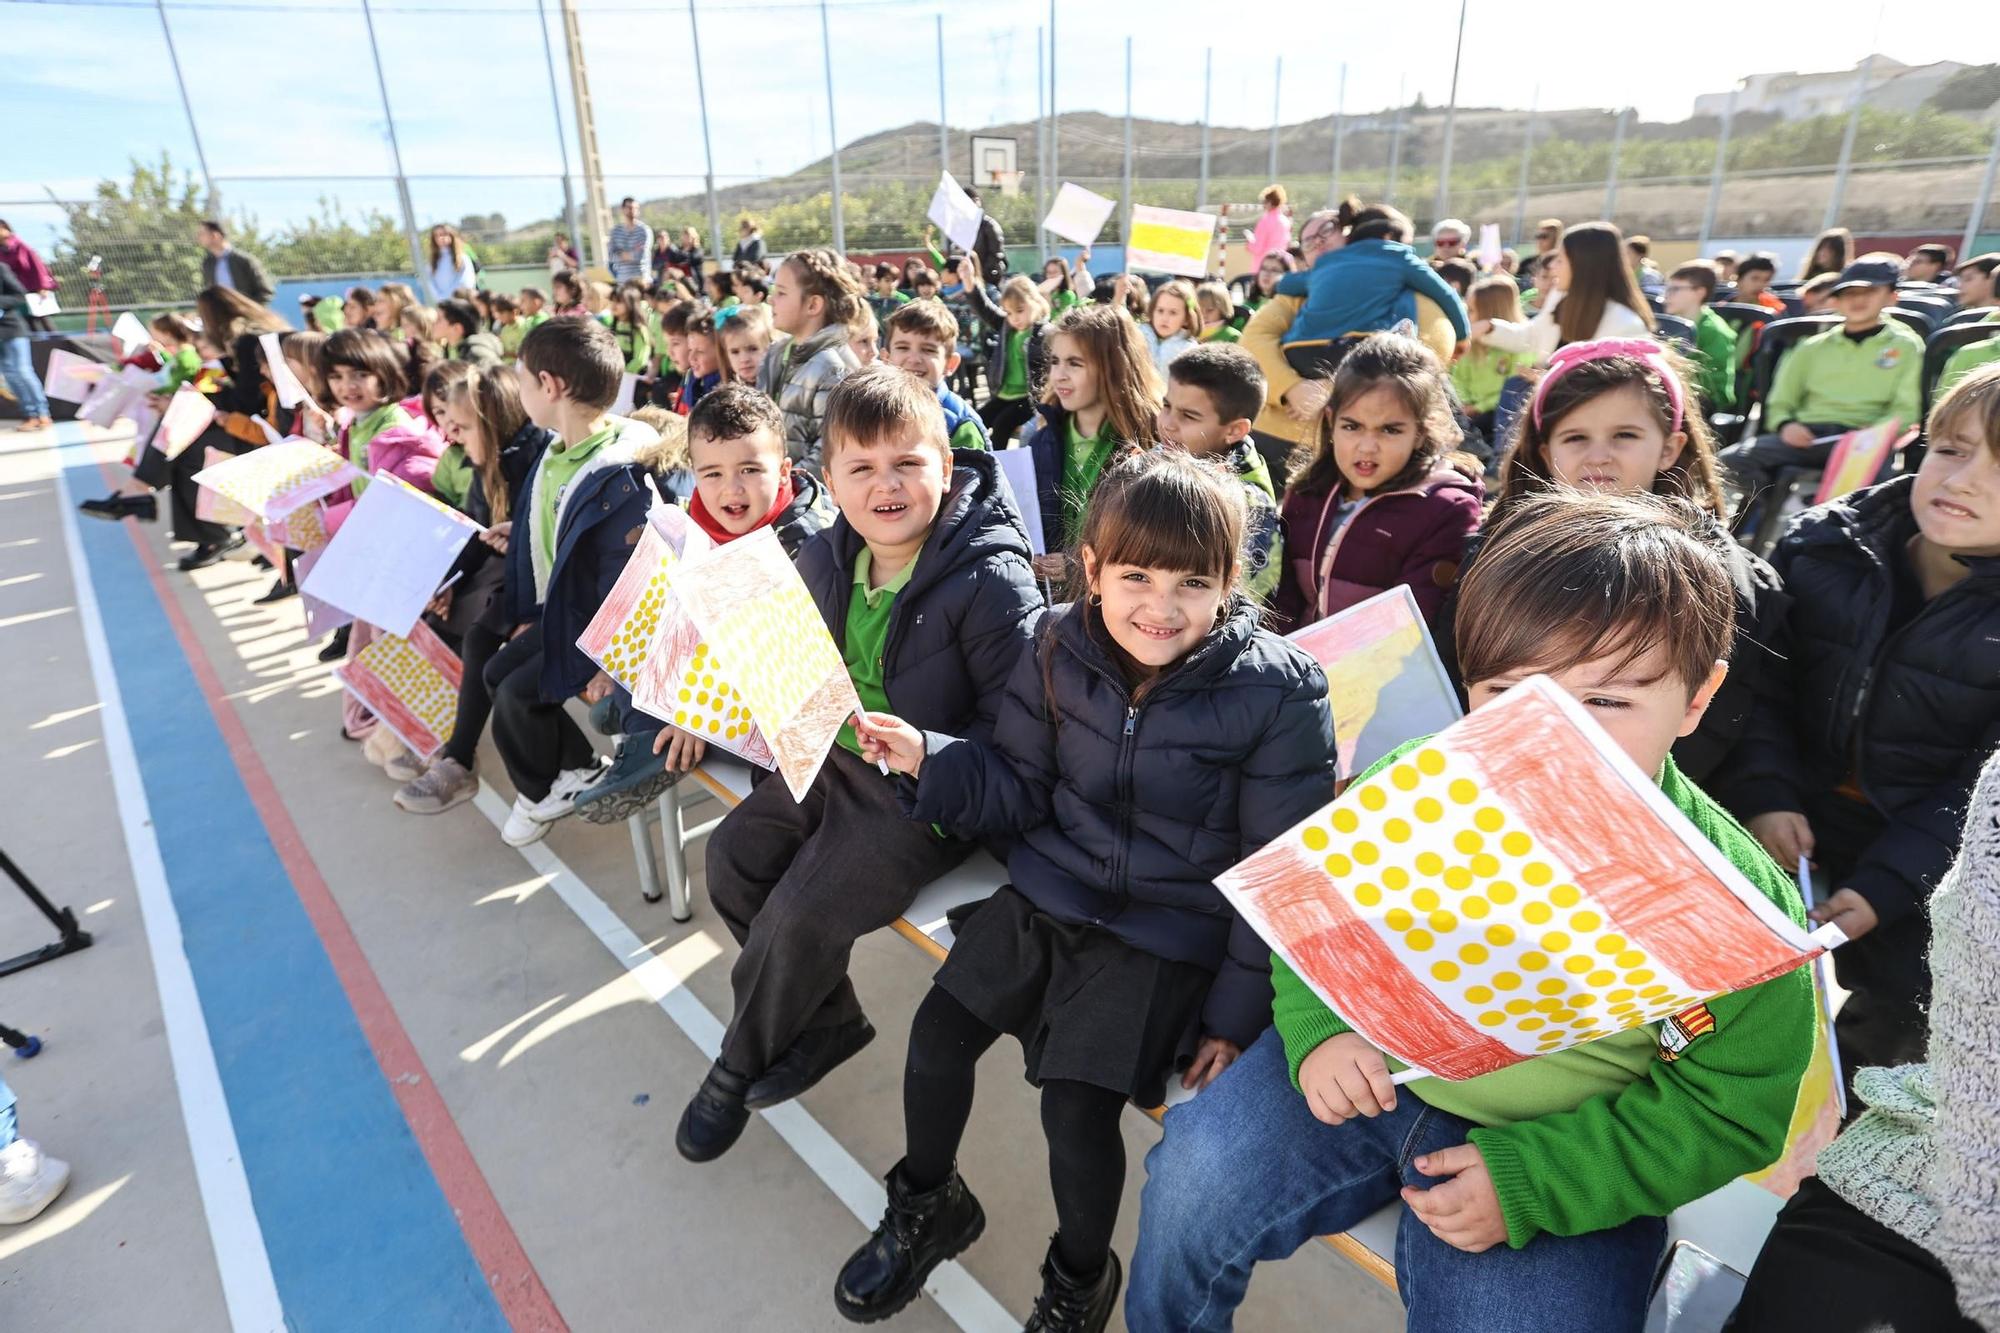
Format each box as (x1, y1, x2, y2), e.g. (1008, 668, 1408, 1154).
(2, 0, 1989, 251)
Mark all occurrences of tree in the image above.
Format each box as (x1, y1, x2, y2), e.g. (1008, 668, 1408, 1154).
(50, 153, 242, 308)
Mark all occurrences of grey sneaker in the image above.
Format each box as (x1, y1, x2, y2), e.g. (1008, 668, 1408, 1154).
(575, 734, 677, 825)
(382, 745, 425, 783)
(394, 756, 477, 814)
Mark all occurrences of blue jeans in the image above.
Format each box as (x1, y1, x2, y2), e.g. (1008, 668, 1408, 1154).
(1127, 1029, 1665, 1333)
(1, 336, 50, 419)
(0, 1073, 16, 1148)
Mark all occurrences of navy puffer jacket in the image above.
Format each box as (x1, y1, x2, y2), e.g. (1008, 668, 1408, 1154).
(907, 599, 1336, 1047)
(795, 447, 1043, 741)
(1730, 475, 2000, 927)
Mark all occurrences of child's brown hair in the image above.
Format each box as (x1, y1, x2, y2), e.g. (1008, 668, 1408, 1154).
(318, 327, 408, 402)
(518, 316, 623, 411)
(1497, 343, 1727, 516)
(149, 312, 197, 345)
(1455, 489, 1736, 697)
(1146, 280, 1201, 337)
(1468, 274, 1523, 325)
(1553, 222, 1655, 348)
(1291, 333, 1461, 498)
(1928, 359, 2000, 457)
(821, 363, 948, 463)
(885, 297, 959, 348)
(1194, 281, 1235, 328)
(1040, 303, 1163, 450)
(780, 248, 865, 331)
(1670, 260, 1720, 301)
(999, 274, 1051, 323)
(628, 404, 691, 476)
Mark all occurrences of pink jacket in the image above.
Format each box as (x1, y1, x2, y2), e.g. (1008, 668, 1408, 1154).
(322, 420, 447, 535)
(1247, 207, 1292, 272)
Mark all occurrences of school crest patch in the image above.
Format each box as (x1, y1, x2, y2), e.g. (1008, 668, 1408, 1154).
(1874, 347, 1903, 371)
(1657, 1003, 1717, 1061)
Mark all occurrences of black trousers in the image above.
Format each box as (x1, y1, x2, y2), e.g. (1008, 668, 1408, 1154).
(1808, 792, 1932, 1079)
(1725, 1177, 1980, 1332)
(705, 746, 968, 1078)
(134, 424, 247, 547)
(1717, 422, 1850, 498)
(902, 985, 1128, 1275)
(978, 395, 1037, 449)
(441, 621, 505, 770)
(484, 623, 592, 802)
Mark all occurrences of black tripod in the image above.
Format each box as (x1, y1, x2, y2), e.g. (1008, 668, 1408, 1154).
(0, 848, 92, 979)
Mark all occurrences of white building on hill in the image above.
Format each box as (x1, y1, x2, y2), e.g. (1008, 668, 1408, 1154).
(1693, 55, 1967, 121)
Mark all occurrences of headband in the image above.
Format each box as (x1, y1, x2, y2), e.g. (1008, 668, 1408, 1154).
(1528, 338, 1685, 435)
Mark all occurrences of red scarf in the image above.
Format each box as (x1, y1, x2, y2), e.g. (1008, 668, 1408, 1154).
(689, 476, 793, 545)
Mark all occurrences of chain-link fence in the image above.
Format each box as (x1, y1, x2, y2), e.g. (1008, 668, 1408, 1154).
(7, 0, 1999, 325)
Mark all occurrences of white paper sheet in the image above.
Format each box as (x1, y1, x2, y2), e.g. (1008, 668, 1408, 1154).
(299, 471, 482, 637)
(993, 447, 1046, 556)
(927, 172, 984, 254)
(111, 311, 150, 354)
(25, 292, 59, 318)
(261, 331, 312, 409)
(157, 387, 217, 459)
(1476, 223, 1504, 270)
(1042, 182, 1117, 248)
(41, 348, 107, 403)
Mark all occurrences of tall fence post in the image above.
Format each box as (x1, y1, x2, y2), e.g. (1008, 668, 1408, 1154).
(818, 0, 845, 253)
(534, 0, 583, 264)
(155, 0, 216, 208)
(1122, 37, 1135, 248)
(1327, 62, 1346, 208)
(1511, 84, 1538, 246)
(1047, 0, 1058, 212)
(1268, 56, 1282, 183)
(1386, 76, 1406, 208)
(1825, 54, 1874, 232)
(357, 0, 428, 296)
(1197, 47, 1212, 212)
(687, 0, 724, 271)
(1697, 88, 1738, 254)
(1434, 0, 1467, 225)
(935, 14, 949, 179)
(1036, 26, 1048, 254)
(1603, 106, 1628, 222)
(1964, 122, 2000, 261)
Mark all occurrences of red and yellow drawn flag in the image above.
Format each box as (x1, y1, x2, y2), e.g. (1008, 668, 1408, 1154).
(1126, 205, 1219, 279)
(1217, 677, 1839, 1082)
(334, 622, 462, 761)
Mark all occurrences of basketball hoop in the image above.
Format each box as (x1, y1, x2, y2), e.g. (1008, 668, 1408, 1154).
(970, 134, 1019, 198)
(987, 170, 1025, 198)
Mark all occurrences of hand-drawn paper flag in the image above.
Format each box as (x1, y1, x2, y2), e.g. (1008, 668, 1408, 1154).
(1744, 954, 1843, 1197)
(41, 348, 108, 404)
(158, 387, 218, 460)
(1813, 420, 1912, 504)
(1216, 676, 1839, 1081)
(1287, 586, 1461, 782)
(1042, 182, 1116, 248)
(194, 447, 256, 526)
(334, 622, 462, 761)
(193, 438, 361, 521)
(302, 470, 482, 638)
(668, 526, 859, 801)
(1126, 205, 1219, 279)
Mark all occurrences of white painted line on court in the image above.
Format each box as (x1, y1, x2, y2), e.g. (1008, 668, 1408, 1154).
(472, 785, 1020, 1333)
(54, 449, 289, 1332)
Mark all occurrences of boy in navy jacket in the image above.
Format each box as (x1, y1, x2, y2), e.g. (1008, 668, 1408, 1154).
(675, 365, 1042, 1163)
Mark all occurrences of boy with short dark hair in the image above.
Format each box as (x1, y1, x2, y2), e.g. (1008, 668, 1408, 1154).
(1155, 342, 1281, 601)
(517, 287, 549, 329)
(491, 293, 526, 362)
(1665, 260, 1738, 411)
(438, 297, 503, 367)
(1732, 253, 1784, 313)
(491, 317, 658, 846)
(676, 364, 1042, 1163)
(883, 298, 989, 450)
(1129, 488, 1816, 1332)
(1905, 243, 1954, 285)
(1952, 252, 1998, 309)
(1719, 257, 1922, 500)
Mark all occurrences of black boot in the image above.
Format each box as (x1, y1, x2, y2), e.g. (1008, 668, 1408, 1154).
(1022, 1236, 1121, 1333)
(834, 1161, 984, 1323)
(254, 575, 297, 604)
(79, 493, 156, 522)
(177, 532, 243, 570)
(319, 623, 352, 663)
(574, 731, 676, 825)
(746, 1016, 874, 1109)
(674, 1061, 752, 1163)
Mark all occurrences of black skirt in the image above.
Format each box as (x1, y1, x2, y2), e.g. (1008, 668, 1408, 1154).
(935, 886, 1211, 1109)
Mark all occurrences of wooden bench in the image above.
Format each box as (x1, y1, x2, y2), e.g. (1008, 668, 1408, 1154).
(651, 756, 1780, 1309)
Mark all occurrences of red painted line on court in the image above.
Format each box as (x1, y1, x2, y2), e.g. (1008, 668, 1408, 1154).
(99, 463, 567, 1333)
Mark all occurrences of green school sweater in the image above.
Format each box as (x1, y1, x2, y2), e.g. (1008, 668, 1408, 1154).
(611, 319, 653, 375)
(534, 422, 616, 574)
(998, 328, 1031, 400)
(1218, 438, 1282, 603)
(1449, 343, 1523, 415)
(1271, 742, 1816, 1248)
(1200, 323, 1242, 344)
(1691, 307, 1738, 412)
(1061, 414, 1118, 547)
(1764, 321, 1923, 433)
(498, 319, 528, 361)
(1938, 312, 2000, 396)
(346, 402, 411, 496)
(430, 444, 473, 511)
(949, 418, 988, 452)
(834, 549, 917, 757)
(162, 344, 202, 392)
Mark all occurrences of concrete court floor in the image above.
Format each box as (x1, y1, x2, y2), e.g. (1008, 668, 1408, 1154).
(0, 420, 1404, 1332)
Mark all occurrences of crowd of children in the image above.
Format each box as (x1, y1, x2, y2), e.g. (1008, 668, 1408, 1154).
(39, 190, 2000, 1331)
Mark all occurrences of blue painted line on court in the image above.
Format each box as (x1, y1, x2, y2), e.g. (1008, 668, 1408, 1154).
(66, 460, 509, 1332)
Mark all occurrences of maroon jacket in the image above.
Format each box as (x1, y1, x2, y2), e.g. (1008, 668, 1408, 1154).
(1271, 459, 1484, 631)
(0, 236, 53, 294)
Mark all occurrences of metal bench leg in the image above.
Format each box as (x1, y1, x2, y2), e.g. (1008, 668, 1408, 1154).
(660, 787, 693, 923)
(628, 808, 664, 904)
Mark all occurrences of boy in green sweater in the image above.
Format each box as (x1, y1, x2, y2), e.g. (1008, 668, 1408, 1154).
(1127, 490, 1816, 1333)
(1665, 260, 1737, 412)
(1154, 343, 1283, 603)
(1719, 257, 1921, 501)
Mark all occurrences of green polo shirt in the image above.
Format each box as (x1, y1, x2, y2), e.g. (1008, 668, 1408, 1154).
(998, 328, 1030, 400)
(430, 443, 473, 511)
(534, 422, 616, 573)
(1061, 413, 1118, 547)
(834, 548, 918, 758)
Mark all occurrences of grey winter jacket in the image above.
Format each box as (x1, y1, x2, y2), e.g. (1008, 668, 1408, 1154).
(756, 324, 859, 474)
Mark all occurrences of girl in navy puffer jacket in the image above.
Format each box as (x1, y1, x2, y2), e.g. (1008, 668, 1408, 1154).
(836, 450, 1335, 1331)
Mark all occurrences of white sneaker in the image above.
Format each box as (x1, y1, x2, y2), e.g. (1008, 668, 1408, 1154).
(0, 1139, 71, 1224)
(500, 795, 553, 847)
(500, 764, 602, 847)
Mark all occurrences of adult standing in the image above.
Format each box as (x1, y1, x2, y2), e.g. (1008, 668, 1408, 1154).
(1245, 184, 1293, 275)
(961, 186, 1007, 285)
(427, 224, 479, 301)
(0, 261, 52, 430)
(1531, 217, 1564, 260)
(0, 220, 57, 333)
(197, 219, 274, 308)
(547, 231, 581, 277)
(608, 197, 653, 287)
(662, 225, 705, 288)
(732, 215, 768, 271)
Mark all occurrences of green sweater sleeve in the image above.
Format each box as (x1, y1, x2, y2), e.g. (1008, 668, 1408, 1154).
(1468, 795, 1817, 1248)
(1695, 315, 1737, 411)
(1763, 334, 1810, 427)
(1890, 331, 1923, 428)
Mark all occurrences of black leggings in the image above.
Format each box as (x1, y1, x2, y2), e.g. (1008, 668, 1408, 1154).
(977, 395, 1037, 449)
(484, 623, 593, 802)
(441, 621, 504, 769)
(901, 986, 1128, 1274)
